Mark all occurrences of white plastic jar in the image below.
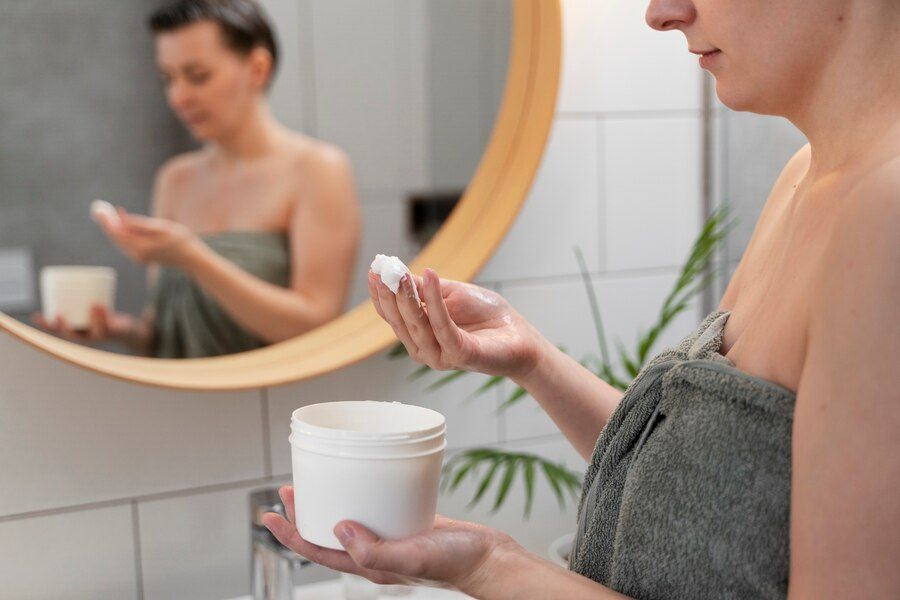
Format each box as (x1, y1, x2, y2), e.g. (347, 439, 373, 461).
(40, 266, 116, 329)
(290, 400, 446, 550)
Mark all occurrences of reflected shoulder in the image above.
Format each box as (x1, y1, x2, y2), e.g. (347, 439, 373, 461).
(155, 150, 206, 189)
(281, 134, 356, 196)
(282, 132, 352, 175)
(151, 150, 206, 216)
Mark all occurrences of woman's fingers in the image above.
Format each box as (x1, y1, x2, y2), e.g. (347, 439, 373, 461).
(420, 269, 466, 362)
(375, 276, 420, 356)
(119, 213, 159, 233)
(369, 268, 468, 370)
(366, 271, 386, 320)
(278, 485, 296, 525)
(87, 305, 110, 339)
(395, 275, 443, 364)
(336, 521, 417, 575)
(262, 513, 362, 573)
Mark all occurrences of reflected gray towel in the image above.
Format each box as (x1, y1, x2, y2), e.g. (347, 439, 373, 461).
(152, 231, 290, 358)
(570, 311, 795, 599)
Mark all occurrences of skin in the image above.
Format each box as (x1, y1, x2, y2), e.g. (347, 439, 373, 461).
(266, 0, 900, 597)
(36, 20, 361, 353)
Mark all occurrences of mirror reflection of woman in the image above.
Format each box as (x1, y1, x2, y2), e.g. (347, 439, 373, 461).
(37, 0, 361, 358)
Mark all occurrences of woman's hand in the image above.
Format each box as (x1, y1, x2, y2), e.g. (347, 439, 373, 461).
(33, 304, 142, 344)
(95, 208, 201, 268)
(263, 486, 516, 591)
(368, 268, 549, 380)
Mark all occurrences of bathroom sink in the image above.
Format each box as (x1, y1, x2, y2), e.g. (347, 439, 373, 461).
(226, 578, 474, 599)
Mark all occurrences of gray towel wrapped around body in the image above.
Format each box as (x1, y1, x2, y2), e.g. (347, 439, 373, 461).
(570, 311, 795, 599)
(151, 231, 290, 358)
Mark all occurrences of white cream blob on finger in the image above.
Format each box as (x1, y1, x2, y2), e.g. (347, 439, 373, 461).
(89, 199, 122, 226)
(371, 254, 421, 304)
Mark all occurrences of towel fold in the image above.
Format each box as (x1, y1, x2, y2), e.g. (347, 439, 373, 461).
(570, 311, 795, 600)
(152, 231, 290, 358)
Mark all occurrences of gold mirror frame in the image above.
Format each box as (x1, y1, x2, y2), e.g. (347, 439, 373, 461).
(0, 0, 561, 390)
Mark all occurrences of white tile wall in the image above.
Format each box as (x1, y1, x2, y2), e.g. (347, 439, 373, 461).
(479, 118, 602, 281)
(0, 1, 723, 598)
(139, 483, 281, 600)
(0, 505, 138, 600)
(0, 335, 266, 518)
(557, 0, 701, 114)
(603, 116, 702, 271)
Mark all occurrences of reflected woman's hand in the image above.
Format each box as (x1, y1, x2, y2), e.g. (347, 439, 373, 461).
(33, 304, 142, 345)
(367, 268, 548, 380)
(96, 208, 201, 268)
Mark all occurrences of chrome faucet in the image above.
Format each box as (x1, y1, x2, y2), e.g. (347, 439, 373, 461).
(250, 488, 311, 600)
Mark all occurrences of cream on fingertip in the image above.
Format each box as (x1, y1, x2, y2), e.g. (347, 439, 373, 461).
(89, 199, 122, 227)
(370, 254, 421, 303)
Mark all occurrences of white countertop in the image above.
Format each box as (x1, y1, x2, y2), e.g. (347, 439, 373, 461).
(227, 579, 473, 600)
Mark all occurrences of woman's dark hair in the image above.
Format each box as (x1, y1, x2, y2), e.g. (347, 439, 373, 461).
(148, 0, 279, 79)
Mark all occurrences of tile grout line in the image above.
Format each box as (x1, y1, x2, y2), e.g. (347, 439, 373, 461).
(597, 116, 607, 274)
(131, 500, 145, 600)
(475, 263, 683, 290)
(0, 476, 283, 524)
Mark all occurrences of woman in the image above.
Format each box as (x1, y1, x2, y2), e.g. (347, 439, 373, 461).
(265, 0, 899, 597)
(38, 0, 361, 358)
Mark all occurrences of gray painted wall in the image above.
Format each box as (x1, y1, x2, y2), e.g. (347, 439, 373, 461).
(0, 1, 191, 318)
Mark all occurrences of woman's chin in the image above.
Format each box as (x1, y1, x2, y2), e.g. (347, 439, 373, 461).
(714, 85, 759, 114)
(186, 127, 215, 143)
(714, 82, 786, 116)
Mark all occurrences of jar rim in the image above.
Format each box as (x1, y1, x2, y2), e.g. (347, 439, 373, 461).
(291, 401, 446, 441)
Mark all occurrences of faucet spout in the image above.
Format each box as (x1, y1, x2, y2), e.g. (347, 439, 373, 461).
(250, 488, 311, 600)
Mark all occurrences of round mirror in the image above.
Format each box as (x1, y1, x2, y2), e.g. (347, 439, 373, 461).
(0, 0, 561, 389)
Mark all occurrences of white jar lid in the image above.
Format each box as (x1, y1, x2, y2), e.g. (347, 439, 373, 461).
(290, 401, 446, 458)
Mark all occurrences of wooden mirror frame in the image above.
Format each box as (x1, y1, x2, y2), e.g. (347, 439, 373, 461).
(0, 0, 562, 390)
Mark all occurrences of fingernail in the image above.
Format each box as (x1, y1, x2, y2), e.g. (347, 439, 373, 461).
(335, 524, 355, 546)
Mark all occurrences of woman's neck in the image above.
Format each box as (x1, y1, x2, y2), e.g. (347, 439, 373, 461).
(789, 4, 900, 177)
(211, 100, 284, 163)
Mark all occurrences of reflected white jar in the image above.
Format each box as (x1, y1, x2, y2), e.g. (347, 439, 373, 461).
(40, 266, 116, 330)
(290, 400, 446, 550)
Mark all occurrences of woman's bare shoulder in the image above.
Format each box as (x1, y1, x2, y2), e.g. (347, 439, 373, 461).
(280, 131, 352, 175)
(157, 149, 208, 180)
(278, 132, 356, 207)
(827, 155, 900, 259)
(156, 149, 209, 188)
(810, 155, 900, 337)
(150, 150, 208, 216)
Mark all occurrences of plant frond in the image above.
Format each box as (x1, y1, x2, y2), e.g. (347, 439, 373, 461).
(441, 448, 583, 518)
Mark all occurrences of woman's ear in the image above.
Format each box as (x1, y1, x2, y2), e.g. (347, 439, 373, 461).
(248, 46, 274, 89)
